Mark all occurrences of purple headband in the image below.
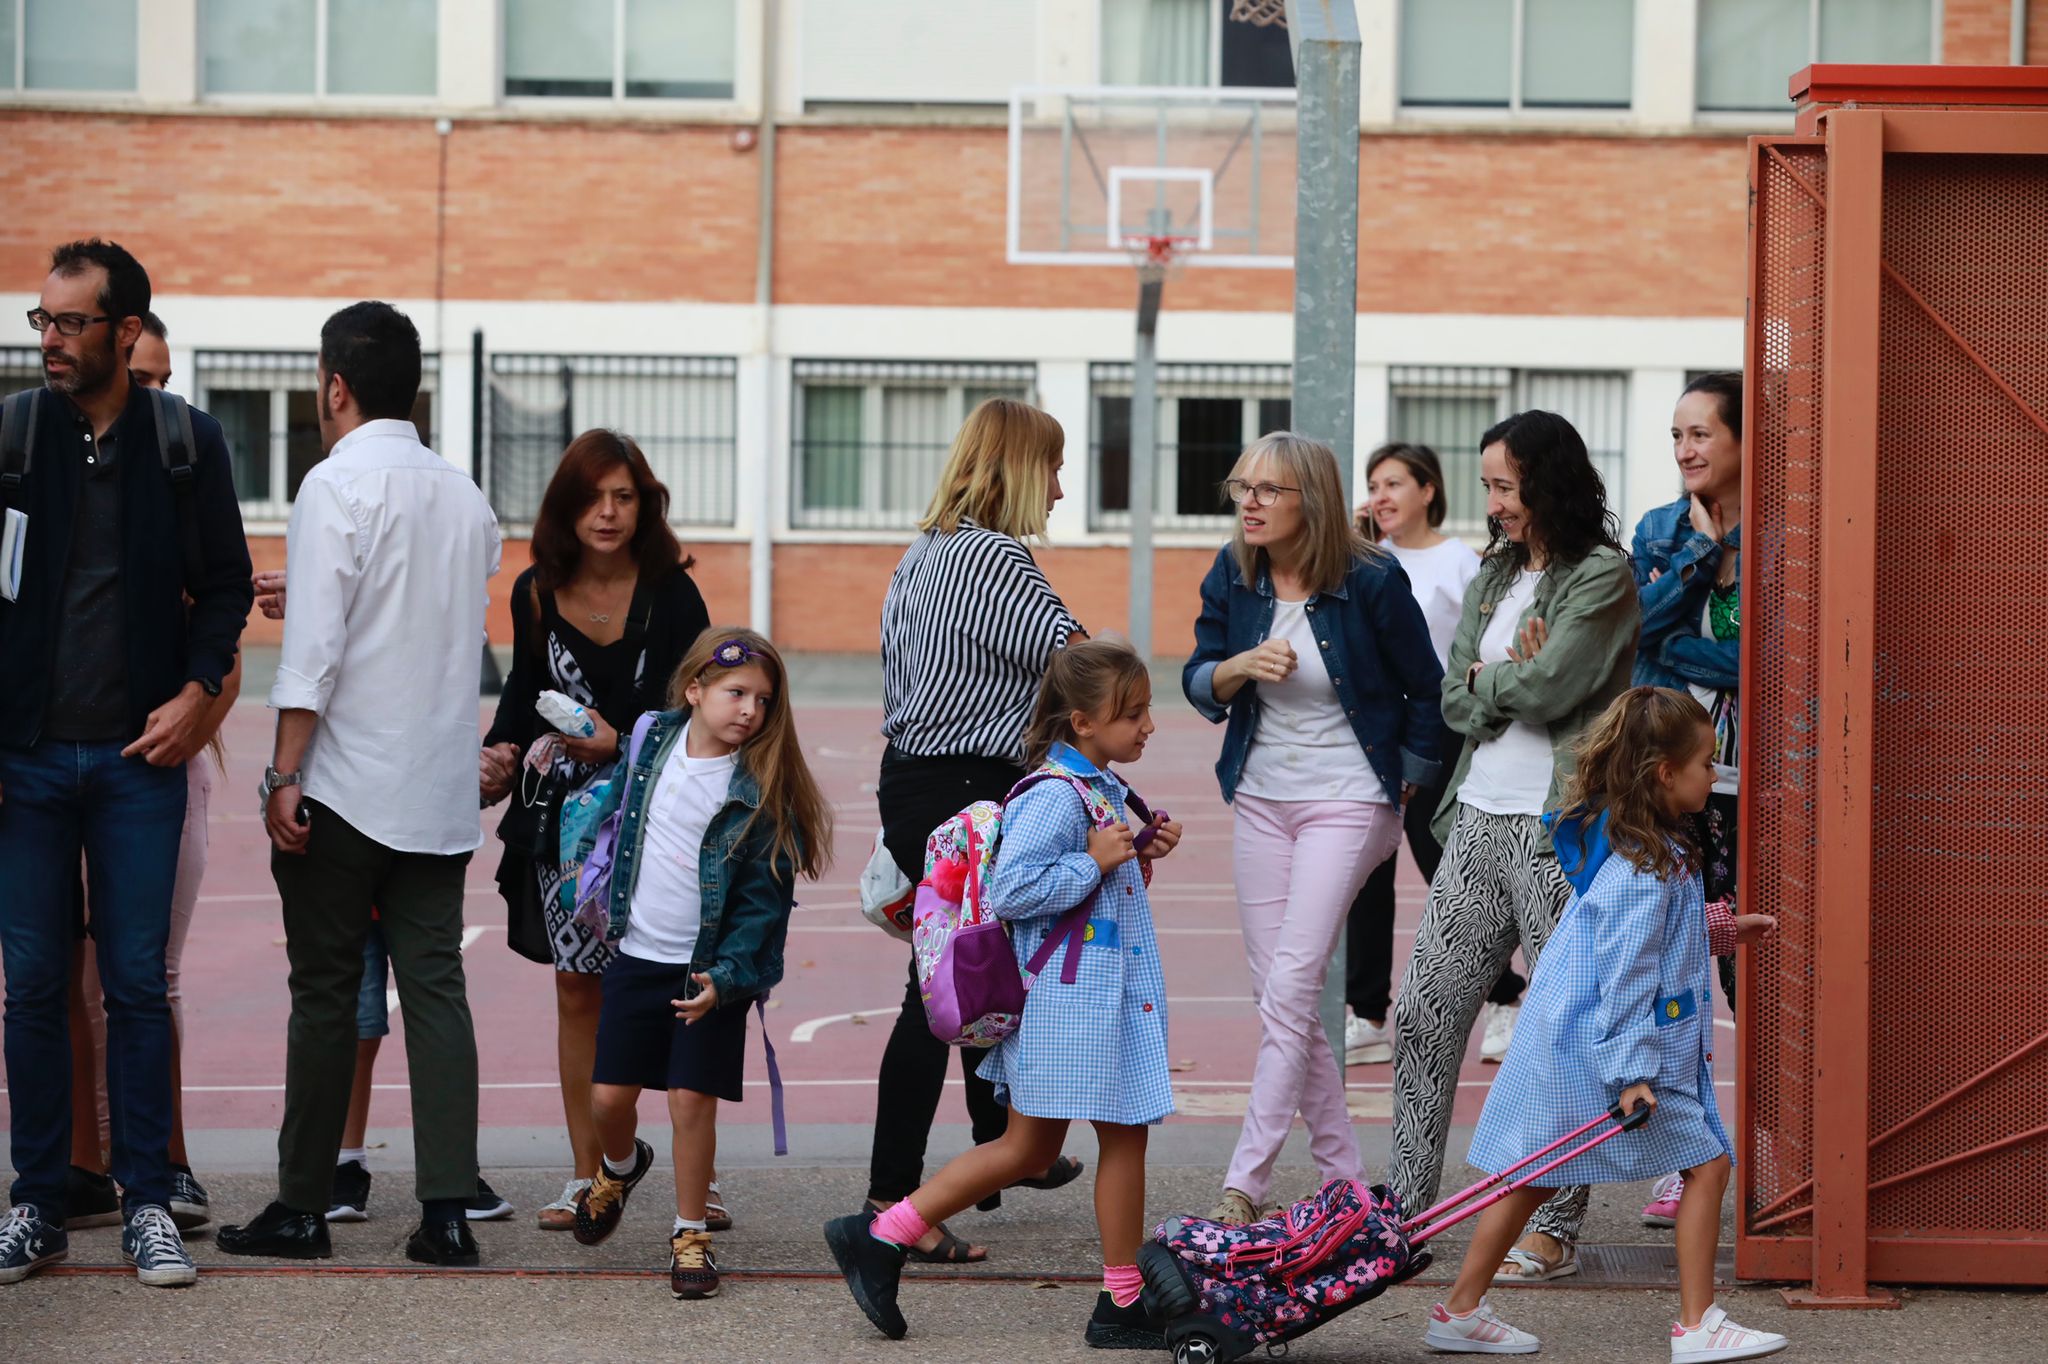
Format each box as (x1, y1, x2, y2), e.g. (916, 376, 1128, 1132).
(710, 638, 759, 669)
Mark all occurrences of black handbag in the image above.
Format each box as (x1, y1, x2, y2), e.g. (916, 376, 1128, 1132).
(500, 859, 555, 966)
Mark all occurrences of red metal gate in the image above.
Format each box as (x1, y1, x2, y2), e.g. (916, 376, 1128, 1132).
(1739, 66, 2048, 1301)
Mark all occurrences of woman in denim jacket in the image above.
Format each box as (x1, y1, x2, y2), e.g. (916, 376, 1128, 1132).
(1388, 410, 1640, 1287)
(1629, 371, 1744, 1228)
(1182, 432, 1445, 1226)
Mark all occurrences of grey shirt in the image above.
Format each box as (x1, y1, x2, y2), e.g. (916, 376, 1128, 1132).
(43, 408, 131, 742)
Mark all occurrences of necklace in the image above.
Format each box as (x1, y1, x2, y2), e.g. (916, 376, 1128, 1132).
(588, 610, 611, 625)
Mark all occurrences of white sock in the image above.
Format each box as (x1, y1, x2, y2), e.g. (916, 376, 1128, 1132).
(673, 1216, 707, 1235)
(338, 1147, 367, 1168)
(603, 1149, 637, 1178)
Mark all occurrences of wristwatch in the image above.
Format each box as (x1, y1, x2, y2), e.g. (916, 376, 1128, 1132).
(260, 765, 303, 798)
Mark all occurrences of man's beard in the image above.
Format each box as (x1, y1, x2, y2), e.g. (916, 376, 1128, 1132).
(44, 333, 118, 397)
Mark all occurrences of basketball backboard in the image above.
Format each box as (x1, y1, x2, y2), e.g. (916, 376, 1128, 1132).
(1006, 85, 1298, 270)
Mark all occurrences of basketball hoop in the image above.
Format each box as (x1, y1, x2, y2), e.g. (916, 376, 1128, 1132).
(1126, 234, 1195, 286)
(1229, 0, 1287, 26)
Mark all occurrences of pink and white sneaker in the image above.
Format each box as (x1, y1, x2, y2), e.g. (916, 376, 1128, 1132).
(1670, 1303, 1788, 1362)
(1424, 1298, 1541, 1354)
(1642, 1172, 1685, 1228)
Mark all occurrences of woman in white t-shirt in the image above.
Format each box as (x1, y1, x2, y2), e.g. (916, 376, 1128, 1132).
(1183, 432, 1447, 1225)
(1339, 444, 1520, 1069)
(1386, 411, 1639, 1286)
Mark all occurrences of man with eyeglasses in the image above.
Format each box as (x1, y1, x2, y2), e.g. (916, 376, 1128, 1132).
(0, 239, 253, 1288)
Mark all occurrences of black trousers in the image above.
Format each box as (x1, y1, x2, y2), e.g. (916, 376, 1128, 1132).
(865, 747, 1024, 1203)
(1345, 770, 1524, 1023)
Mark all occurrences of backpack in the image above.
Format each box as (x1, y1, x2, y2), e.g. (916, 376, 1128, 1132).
(564, 710, 661, 938)
(0, 386, 208, 591)
(912, 768, 1158, 1048)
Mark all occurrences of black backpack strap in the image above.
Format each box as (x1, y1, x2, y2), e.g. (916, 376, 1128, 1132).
(622, 575, 656, 646)
(0, 389, 43, 514)
(147, 388, 207, 589)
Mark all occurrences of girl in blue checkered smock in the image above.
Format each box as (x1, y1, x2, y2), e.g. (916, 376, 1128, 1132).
(824, 640, 1188, 1352)
(1421, 688, 1789, 1363)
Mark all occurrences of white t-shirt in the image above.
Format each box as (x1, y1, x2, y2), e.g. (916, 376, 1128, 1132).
(1455, 569, 1555, 817)
(1236, 598, 1387, 803)
(1383, 537, 1482, 669)
(621, 724, 738, 965)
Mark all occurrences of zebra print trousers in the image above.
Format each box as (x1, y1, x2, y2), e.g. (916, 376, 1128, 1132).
(1390, 805, 1589, 1244)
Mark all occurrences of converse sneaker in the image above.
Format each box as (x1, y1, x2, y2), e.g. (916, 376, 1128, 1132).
(538, 1178, 590, 1231)
(326, 1159, 372, 1222)
(574, 1139, 654, 1246)
(64, 1165, 122, 1229)
(1344, 1013, 1394, 1065)
(1670, 1303, 1789, 1362)
(170, 1164, 212, 1232)
(0, 1205, 67, 1285)
(670, 1228, 721, 1299)
(1424, 1298, 1540, 1354)
(122, 1204, 198, 1287)
(465, 1176, 514, 1221)
(1642, 1172, 1685, 1229)
(1480, 1003, 1519, 1062)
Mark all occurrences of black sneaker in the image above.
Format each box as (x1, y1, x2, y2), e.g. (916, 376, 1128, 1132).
(573, 1140, 654, 1246)
(465, 1176, 513, 1221)
(64, 1165, 122, 1230)
(169, 1164, 211, 1232)
(326, 1160, 372, 1223)
(824, 1210, 908, 1340)
(1084, 1290, 1166, 1350)
(0, 1205, 67, 1284)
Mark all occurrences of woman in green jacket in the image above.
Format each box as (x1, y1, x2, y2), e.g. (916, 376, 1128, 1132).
(1388, 410, 1640, 1286)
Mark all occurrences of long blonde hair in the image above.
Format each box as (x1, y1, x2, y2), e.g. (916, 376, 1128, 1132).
(1227, 431, 1382, 596)
(919, 397, 1063, 541)
(665, 627, 833, 880)
(1554, 686, 1711, 882)
(1019, 638, 1151, 771)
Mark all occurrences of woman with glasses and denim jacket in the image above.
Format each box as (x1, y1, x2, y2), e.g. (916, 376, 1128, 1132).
(1388, 409, 1640, 1289)
(1183, 431, 1445, 1227)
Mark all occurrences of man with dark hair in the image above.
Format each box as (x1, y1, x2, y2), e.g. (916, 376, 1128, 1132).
(0, 239, 253, 1287)
(219, 301, 502, 1267)
(129, 311, 171, 391)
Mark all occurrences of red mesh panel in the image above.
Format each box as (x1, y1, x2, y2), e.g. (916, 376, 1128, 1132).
(1868, 153, 2048, 1243)
(1741, 141, 1828, 1246)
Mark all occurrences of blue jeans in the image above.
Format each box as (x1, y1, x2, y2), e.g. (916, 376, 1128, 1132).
(0, 741, 186, 1216)
(357, 920, 391, 1040)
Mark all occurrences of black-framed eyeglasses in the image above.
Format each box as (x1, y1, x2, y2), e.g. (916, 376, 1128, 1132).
(27, 309, 112, 337)
(1224, 478, 1302, 509)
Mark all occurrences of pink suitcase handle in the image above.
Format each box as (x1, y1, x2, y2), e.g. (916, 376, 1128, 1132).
(1404, 1100, 1651, 1245)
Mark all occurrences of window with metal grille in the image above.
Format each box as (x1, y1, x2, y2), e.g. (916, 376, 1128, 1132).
(485, 353, 737, 528)
(0, 345, 40, 395)
(1387, 367, 1628, 539)
(1091, 361, 1290, 533)
(792, 360, 1036, 532)
(197, 351, 439, 520)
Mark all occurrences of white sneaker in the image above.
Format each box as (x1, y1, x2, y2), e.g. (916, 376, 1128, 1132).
(1345, 1014, 1393, 1064)
(1424, 1298, 1540, 1354)
(1480, 1003, 1519, 1062)
(1670, 1303, 1788, 1361)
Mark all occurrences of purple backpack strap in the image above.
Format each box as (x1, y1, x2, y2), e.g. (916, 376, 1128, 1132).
(1005, 770, 1116, 988)
(754, 994, 788, 1157)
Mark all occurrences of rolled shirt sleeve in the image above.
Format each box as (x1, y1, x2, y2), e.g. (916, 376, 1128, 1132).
(268, 477, 363, 715)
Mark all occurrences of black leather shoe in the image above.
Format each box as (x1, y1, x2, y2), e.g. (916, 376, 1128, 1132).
(405, 1216, 479, 1267)
(217, 1201, 332, 1259)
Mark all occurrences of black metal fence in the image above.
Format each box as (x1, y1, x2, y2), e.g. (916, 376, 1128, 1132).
(485, 353, 738, 528)
(0, 347, 39, 396)
(792, 359, 1035, 531)
(1090, 361, 1292, 533)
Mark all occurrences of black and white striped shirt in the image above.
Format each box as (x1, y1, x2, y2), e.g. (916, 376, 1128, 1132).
(881, 518, 1080, 763)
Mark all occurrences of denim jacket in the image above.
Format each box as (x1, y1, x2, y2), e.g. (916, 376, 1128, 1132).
(599, 709, 797, 1008)
(1629, 496, 1739, 693)
(1433, 545, 1640, 844)
(1182, 546, 1446, 806)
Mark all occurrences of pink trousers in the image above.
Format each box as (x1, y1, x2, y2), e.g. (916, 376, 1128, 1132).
(1224, 794, 1402, 1202)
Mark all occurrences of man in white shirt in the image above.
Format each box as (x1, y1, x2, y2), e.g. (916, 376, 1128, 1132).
(218, 302, 502, 1267)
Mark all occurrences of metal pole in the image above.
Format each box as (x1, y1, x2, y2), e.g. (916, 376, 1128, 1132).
(1128, 274, 1163, 661)
(1283, 0, 1364, 1080)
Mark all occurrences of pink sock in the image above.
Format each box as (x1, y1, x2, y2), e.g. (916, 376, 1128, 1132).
(1104, 1263, 1144, 1308)
(870, 1199, 931, 1248)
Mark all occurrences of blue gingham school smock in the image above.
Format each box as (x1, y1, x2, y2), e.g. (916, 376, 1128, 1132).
(1466, 850, 1732, 1185)
(976, 747, 1176, 1126)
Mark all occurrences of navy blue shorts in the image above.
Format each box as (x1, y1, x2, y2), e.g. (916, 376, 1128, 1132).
(592, 952, 747, 1100)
